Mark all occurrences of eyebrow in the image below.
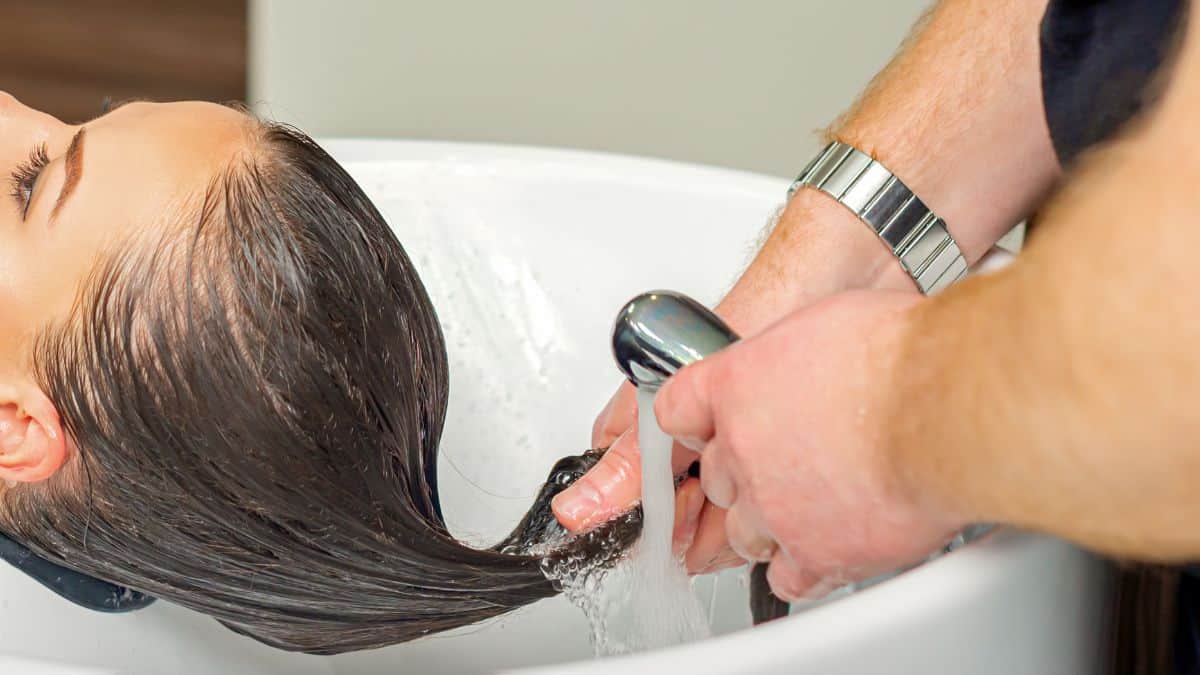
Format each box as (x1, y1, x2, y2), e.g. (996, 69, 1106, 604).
(50, 128, 86, 222)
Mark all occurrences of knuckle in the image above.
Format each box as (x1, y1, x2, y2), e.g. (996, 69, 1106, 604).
(729, 541, 754, 563)
(730, 536, 771, 563)
(767, 563, 806, 602)
(699, 465, 735, 508)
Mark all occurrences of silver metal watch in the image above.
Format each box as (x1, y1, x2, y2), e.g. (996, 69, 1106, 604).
(787, 142, 967, 295)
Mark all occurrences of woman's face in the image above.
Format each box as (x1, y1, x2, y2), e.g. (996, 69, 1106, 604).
(0, 92, 251, 484)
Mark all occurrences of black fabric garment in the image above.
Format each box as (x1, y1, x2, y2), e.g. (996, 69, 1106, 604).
(0, 533, 155, 612)
(1040, 0, 1187, 164)
(1178, 571, 1200, 675)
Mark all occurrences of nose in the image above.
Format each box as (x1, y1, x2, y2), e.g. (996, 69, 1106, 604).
(0, 92, 70, 157)
(0, 90, 20, 115)
(0, 90, 72, 126)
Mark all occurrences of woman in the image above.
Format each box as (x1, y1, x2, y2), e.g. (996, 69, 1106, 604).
(0, 92, 640, 654)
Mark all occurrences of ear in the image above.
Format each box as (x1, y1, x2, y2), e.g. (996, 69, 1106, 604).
(0, 386, 67, 483)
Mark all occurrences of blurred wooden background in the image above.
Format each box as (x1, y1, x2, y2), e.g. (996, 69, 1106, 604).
(0, 0, 246, 122)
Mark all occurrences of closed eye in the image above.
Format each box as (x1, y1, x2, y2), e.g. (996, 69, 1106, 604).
(9, 143, 50, 219)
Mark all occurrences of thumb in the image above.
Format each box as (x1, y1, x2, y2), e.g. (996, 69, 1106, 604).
(654, 357, 719, 451)
(554, 418, 697, 532)
(553, 429, 643, 532)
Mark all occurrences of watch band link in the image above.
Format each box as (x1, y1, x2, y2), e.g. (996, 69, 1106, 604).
(787, 142, 967, 295)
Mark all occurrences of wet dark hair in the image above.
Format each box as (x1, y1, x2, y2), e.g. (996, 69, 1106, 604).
(0, 119, 780, 654)
(0, 118, 639, 653)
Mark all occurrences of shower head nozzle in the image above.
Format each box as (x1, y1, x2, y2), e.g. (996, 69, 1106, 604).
(611, 291, 739, 389)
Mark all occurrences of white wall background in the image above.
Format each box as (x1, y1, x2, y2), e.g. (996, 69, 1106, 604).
(249, 1, 933, 178)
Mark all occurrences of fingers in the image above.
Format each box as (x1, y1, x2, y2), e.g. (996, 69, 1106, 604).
(552, 429, 642, 531)
(672, 478, 705, 558)
(697, 439, 736, 509)
(654, 360, 718, 451)
(700, 548, 745, 575)
(592, 382, 637, 448)
(559, 403, 701, 532)
(685, 502, 745, 574)
(764, 550, 844, 603)
(764, 551, 812, 603)
(724, 502, 777, 563)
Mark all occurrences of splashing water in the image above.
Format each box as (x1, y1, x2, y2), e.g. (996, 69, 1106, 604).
(546, 389, 711, 655)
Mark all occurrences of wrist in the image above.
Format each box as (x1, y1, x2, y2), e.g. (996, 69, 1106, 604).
(830, 116, 1056, 266)
(716, 187, 913, 336)
(782, 187, 915, 292)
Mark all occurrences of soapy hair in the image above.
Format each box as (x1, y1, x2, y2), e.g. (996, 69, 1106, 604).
(0, 119, 647, 654)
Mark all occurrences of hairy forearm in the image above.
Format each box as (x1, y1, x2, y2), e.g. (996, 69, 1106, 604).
(830, 0, 1058, 261)
(722, 0, 1056, 333)
(890, 28, 1200, 558)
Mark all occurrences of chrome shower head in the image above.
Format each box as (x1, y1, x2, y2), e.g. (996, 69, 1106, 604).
(611, 291, 739, 389)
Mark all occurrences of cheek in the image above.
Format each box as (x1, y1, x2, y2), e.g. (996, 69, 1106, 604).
(0, 234, 84, 360)
(0, 235, 32, 308)
(0, 251, 39, 365)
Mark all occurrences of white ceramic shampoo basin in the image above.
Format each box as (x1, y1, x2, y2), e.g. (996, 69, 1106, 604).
(0, 141, 1111, 674)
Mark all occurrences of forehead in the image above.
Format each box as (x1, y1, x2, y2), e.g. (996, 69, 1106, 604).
(28, 102, 256, 325)
(83, 101, 254, 217)
(56, 101, 254, 260)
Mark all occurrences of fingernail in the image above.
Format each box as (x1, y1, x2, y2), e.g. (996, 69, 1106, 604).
(552, 480, 604, 527)
(673, 489, 690, 528)
(685, 486, 704, 527)
(699, 550, 745, 575)
(673, 484, 704, 544)
(678, 436, 707, 452)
